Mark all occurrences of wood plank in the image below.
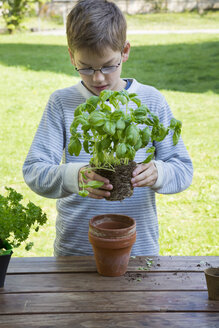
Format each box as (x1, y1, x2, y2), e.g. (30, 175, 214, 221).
(1, 271, 207, 293)
(7, 256, 219, 274)
(129, 256, 219, 272)
(0, 313, 219, 328)
(7, 256, 97, 274)
(0, 291, 218, 314)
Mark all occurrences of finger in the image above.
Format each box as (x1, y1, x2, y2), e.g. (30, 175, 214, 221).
(133, 174, 157, 187)
(132, 163, 150, 177)
(87, 187, 111, 199)
(131, 170, 148, 187)
(85, 170, 110, 185)
(81, 176, 113, 191)
(132, 165, 157, 187)
(131, 165, 152, 184)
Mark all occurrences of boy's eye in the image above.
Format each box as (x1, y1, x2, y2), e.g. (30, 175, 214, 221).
(77, 68, 94, 75)
(101, 66, 117, 73)
(75, 57, 122, 76)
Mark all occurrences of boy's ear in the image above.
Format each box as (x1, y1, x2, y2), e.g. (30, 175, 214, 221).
(122, 41, 131, 63)
(68, 48, 75, 66)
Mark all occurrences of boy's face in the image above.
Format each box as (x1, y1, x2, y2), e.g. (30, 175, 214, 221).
(69, 44, 130, 95)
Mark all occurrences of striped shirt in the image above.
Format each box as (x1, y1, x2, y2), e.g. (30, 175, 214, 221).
(23, 79, 193, 256)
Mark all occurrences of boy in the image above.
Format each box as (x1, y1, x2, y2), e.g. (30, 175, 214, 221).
(23, 0, 193, 256)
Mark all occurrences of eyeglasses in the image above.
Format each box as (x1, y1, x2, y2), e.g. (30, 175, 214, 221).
(75, 56, 122, 76)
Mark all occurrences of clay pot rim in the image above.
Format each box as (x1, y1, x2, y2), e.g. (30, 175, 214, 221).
(89, 230, 136, 246)
(89, 213, 136, 233)
(204, 267, 219, 277)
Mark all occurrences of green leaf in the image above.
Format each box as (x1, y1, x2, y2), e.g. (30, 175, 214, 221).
(88, 111, 105, 127)
(134, 115, 146, 124)
(146, 146, 156, 154)
(86, 96, 99, 113)
(83, 140, 89, 153)
(99, 90, 114, 102)
(96, 141, 102, 153)
(124, 114, 132, 125)
(116, 129, 124, 140)
(111, 110, 124, 120)
(103, 121, 116, 136)
(84, 181, 104, 189)
(126, 145, 136, 160)
(134, 138, 142, 151)
(70, 125, 77, 136)
(170, 118, 182, 129)
(25, 242, 34, 251)
(141, 127, 151, 146)
(68, 137, 82, 156)
(128, 93, 138, 98)
(142, 146, 156, 163)
(109, 96, 119, 109)
(101, 103, 112, 112)
(80, 171, 88, 181)
(125, 125, 139, 146)
(94, 125, 106, 135)
(170, 118, 178, 129)
(116, 95, 128, 105)
(97, 151, 105, 162)
(143, 154, 154, 163)
(116, 143, 127, 159)
(131, 97, 141, 107)
(173, 131, 180, 145)
(120, 89, 129, 99)
(152, 123, 168, 142)
(79, 190, 89, 197)
(74, 103, 86, 117)
(116, 119, 126, 130)
(176, 120, 182, 129)
(101, 137, 111, 150)
(151, 113, 159, 124)
(81, 123, 91, 133)
(72, 115, 87, 128)
(134, 106, 147, 117)
(144, 118, 154, 126)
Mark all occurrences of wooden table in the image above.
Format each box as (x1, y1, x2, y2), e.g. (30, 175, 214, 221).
(0, 256, 219, 327)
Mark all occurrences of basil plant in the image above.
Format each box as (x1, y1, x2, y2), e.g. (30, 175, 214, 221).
(68, 89, 181, 196)
(68, 89, 181, 166)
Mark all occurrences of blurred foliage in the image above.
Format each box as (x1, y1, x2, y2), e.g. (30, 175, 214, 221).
(1, 0, 50, 33)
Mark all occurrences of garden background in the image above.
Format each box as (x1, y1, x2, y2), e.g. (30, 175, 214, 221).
(0, 11, 218, 257)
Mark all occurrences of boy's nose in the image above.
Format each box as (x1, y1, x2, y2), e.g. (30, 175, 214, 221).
(92, 70, 105, 83)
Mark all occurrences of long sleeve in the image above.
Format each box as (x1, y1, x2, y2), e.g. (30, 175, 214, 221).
(151, 97, 193, 194)
(22, 93, 86, 199)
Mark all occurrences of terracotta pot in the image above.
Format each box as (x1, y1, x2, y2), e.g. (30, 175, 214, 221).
(88, 214, 136, 277)
(0, 251, 13, 288)
(204, 267, 219, 300)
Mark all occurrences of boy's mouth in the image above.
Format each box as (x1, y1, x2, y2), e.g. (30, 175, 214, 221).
(93, 85, 108, 92)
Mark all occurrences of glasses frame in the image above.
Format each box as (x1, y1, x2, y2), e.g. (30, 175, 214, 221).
(75, 54, 122, 76)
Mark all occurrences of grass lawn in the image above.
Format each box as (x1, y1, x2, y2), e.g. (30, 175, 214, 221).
(0, 28, 218, 256)
(126, 11, 219, 30)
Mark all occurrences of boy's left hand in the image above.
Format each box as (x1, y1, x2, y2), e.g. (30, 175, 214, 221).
(131, 162, 158, 187)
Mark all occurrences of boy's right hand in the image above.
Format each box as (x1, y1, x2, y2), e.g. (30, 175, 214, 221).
(78, 167, 113, 199)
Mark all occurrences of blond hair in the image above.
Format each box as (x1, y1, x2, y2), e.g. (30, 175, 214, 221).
(66, 0, 127, 55)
